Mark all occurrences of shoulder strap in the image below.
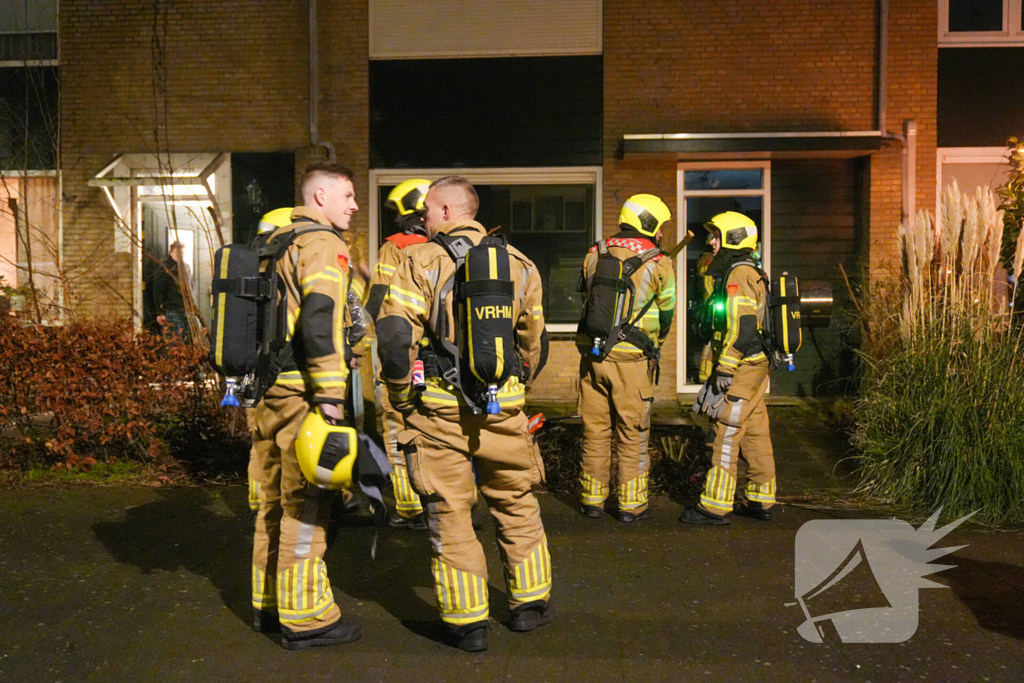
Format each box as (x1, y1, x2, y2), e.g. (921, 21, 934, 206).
(258, 223, 339, 259)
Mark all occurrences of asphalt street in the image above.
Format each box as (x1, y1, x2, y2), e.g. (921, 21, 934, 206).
(1, 409, 1022, 682)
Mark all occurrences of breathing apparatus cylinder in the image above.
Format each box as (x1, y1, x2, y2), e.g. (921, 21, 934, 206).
(221, 377, 241, 407)
(485, 384, 500, 415)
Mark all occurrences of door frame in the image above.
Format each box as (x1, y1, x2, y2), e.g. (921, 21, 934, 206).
(676, 161, 771, 393)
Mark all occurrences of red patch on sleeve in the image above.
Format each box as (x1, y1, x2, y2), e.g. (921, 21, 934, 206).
(727, 283, 739, 295)
(337, 253, 349, 272)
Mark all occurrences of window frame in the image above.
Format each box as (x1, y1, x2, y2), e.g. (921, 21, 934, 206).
(368, 166, 603, 332)
(939, 0, 1024, 47)
(676, 160, 772, 394)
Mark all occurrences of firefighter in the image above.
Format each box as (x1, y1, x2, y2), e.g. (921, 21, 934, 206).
(575, 194, 676, 523)
(249, 162, 363, 649)
(246, 207, 297, 515)
(366, 179, 431, 530)
(682, 211, 776, 526)
(376, 176, 552, 652)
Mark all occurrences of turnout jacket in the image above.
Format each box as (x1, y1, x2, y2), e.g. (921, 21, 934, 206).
(376, 219, 547, 420)
(575, 230, 676, 362)
(264, 206, 351, 406)
(365, 231, 428, 322)
(710, 252, 767, 373)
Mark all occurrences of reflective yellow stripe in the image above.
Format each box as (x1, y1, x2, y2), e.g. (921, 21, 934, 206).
(617, 472, 649, 510)
(277, 558, 335, 625)
(494, 336, 504, 380)
(700, 466, 737, 513)
(532, 304, 543, 320)
(214, 248, 231, 368)
(375, 263, 397, 276)
(507, 538, 552, 604)
(389, 285, 427, 314)
(579, 471, 608, 506)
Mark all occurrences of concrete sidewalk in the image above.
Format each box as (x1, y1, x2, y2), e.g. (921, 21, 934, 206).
(1, 409, 1023, 682)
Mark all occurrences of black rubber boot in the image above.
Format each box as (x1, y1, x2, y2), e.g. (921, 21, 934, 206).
(446, 622, 488, 652)
(580, 504, 604, 519)
(733, 501, 774, 521)
(509, 600, 555, 632)
(388, 511, 428, 530)
(679, 507, 731, 526)
(280, 616, 363, 650)
(252, 609, 280, 633)
(618, 508, 654, 524)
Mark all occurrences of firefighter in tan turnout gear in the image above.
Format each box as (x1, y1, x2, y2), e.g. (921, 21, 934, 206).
(366, 179, 431, 530)
(377, 176, 553, 653)
(575, 194, 676, 523)
(248, 162, 363, 649)
(683, 211, 776, 526)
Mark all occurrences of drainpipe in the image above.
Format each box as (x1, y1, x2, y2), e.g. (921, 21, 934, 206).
(878, 0, 888, 136)
(877, 0, 915, 224)
(902, 119, 917, 225)
(309, 0, 336, 161)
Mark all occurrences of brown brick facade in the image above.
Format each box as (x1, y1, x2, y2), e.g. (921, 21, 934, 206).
(59, 0, 938, 399)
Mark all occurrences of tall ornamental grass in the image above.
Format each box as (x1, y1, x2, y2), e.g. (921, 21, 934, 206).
(856, 182, 1024, 525)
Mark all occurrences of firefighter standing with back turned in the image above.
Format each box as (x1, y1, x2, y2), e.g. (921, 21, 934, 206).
(365, 179, 431, 530)
(683, 211, 777, 525)
(377, 176, 552, 653)
(248, 162, 363, 649)
(575, 194, 676, 523)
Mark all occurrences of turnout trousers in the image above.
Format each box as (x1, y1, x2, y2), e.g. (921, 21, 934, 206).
(697, 360, 777, 518)
(372, 343, 423, 518)
(249, 390, 342, 634)
(400, 408, 551, 628)
(578, 357, 655, 514)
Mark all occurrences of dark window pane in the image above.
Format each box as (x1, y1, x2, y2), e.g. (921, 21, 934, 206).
(949, 0, 1003, 32)
(684, 169, 763, 191)
(0, 33, 57, 61)
(370, 56, 602, 168)
(377, 183, 595, 324)
(0, 65, 58, 170)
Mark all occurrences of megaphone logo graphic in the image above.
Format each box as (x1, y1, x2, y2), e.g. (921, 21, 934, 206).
(791, 509, 975, 643)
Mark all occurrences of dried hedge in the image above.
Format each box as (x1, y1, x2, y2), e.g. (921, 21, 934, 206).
(0, 318, 248, 474)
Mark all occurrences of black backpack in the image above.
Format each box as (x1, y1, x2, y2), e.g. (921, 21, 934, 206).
(700, 259, 803, 371)
(576, 240, 663, 361)
(209, 222, 341, 406)
(423, 230, 519, 415)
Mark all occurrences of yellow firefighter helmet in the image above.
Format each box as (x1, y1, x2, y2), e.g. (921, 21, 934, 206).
(704, 211, 758, 251)
(257, 207, 293, 235)
(386, 178, 431, 217)
(619, 194, 672, 237)
(295, 406, 358, 489)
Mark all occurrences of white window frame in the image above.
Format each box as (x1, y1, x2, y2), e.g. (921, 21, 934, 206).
(369, 166, 602, 333)
(676, 161, 771, 394)
(939, 0, 1024, 46)
(935, 146, 1009, 218)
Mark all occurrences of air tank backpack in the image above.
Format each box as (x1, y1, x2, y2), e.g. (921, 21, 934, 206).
(701, 259, 803, 371)
(424, 230, 520, 415)
(208, 222, 342, 407)
(576, 240, 663, 362)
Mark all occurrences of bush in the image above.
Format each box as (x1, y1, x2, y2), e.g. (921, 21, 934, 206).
(854, 182, 1024, 525)
(0, 318, 248, 476)
(535, 423, 706, 502)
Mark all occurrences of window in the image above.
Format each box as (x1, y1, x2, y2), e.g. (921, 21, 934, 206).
(371, 168, 602, 329)
(0, 0, 58, 63)
(676, 162, 771, 391)
(940, 0, 1024, 46)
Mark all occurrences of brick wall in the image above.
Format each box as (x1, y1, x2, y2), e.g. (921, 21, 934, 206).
(602, 0, 937, 394)
(868, 0, 938, 278)
(60, 0, 370, 319)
